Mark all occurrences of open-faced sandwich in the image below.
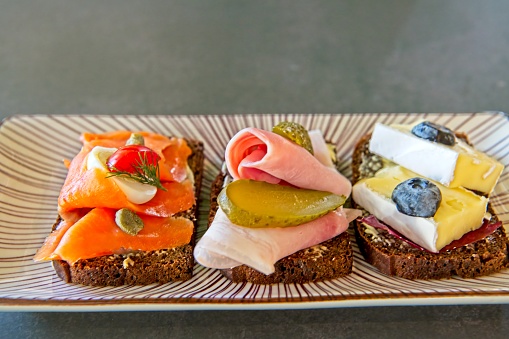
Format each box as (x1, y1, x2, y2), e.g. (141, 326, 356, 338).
(194, 122, 359, 284)
(351, 120, 508, 279)
(34, 130, 204, 286)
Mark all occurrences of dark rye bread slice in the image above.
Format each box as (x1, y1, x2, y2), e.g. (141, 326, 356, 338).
(351, 133, 509, 280)
(51, 138, 204, 286)
(207, 172, 353, 285)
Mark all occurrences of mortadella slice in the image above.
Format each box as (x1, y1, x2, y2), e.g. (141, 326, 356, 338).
(225, 128, 351, 197)
(194, 208, 359, 275)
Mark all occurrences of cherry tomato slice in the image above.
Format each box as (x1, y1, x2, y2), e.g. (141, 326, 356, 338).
(107, 145, 161, 174)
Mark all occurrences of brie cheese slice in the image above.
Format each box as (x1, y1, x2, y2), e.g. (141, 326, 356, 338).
(369, 122, 504, 194)
(352, 165, 488, 252)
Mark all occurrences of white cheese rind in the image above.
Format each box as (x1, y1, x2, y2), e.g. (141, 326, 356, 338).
(369, 123, 458, 186)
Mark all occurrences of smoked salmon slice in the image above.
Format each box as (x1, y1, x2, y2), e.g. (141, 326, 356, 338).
(81, 130, 192, 183)
(36, 208, 194, 264)
(58, 131, 195, 217)
(33, 210, 87, 262)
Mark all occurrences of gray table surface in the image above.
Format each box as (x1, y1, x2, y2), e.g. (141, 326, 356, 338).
(1, 1, 509, 338)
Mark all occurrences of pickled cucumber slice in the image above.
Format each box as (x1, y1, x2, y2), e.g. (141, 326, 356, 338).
(218, 179, 346, 228)
(115, 208, 144, 235)
(272, 121, 314, 154)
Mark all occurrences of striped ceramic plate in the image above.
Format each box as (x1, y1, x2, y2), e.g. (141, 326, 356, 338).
(0, 112, 508, 311)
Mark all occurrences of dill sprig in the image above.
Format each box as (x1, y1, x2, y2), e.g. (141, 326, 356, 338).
(106, 152, 167, 191)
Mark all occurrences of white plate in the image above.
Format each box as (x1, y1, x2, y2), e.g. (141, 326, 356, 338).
(0, 112, 508, 312)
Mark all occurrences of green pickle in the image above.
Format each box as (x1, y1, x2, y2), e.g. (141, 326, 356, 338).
(272, 121, 314, 154)
(327, 143, 337, 166)
(218, 179, 346, 228)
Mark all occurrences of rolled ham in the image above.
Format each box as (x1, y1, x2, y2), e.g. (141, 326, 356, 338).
(225, 127, 351, 197)
(194, 208, 358, 275)
(194, 127, 357, 275)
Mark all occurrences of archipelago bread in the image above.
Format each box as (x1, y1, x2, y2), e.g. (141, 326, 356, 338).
(194, 123, 357, 285)
(207, 171, 353, 284)
(35, 132, 204, 286)
(351, 131, 509, 280)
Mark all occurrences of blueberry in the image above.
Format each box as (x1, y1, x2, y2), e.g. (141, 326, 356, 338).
(391, 178, 442, 218)
(411, 121, 456, 146)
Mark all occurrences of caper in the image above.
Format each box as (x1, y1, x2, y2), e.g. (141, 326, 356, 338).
(126, 133, 145, 146)
(115, 208, 144, 235)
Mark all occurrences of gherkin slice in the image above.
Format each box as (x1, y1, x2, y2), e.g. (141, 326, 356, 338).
(272, 121, 314, 154)
(218, 179, 346, 228)
(327, 143, 338, 166)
